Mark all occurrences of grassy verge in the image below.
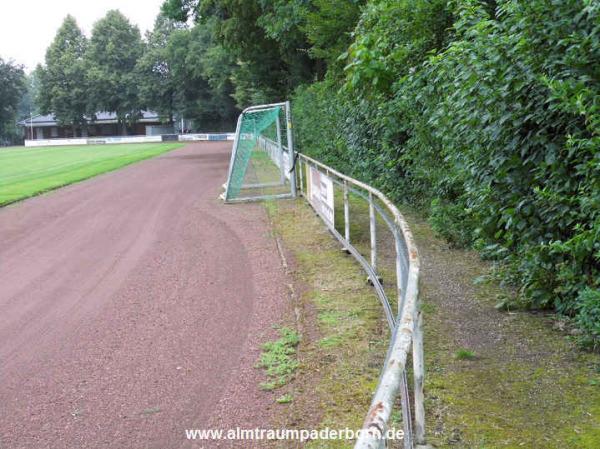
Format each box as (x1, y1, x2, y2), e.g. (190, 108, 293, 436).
(0, 142, 183, 206)
(265, 198, 388, 448)
(266, 195, 600, 448)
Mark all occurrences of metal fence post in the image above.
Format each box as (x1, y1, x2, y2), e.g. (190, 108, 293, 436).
(395, 238, 404, 314)
(285, 101, 297, 198)
(413, 309, 426, 445)
(401, 371, 413, 449)
(298, 157, 304, 196)
(369, 192, 377, 272)
(344, 180, 350, 245)
(288, 152, 426, 449)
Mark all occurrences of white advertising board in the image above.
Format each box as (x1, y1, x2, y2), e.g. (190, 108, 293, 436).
(307, 165, 335, 228)
(24, 138, 88, 147)
(178, 133, 235, 142)
(24, 133, 235, 147)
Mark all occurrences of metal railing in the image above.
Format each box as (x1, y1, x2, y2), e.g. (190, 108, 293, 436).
(294, 152, 425, 449)
(246, 105, 425, 447)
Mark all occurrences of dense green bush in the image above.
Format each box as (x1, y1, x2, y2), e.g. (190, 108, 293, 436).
(577, 288, 600, 349)
(157, 0, 600, 343)
(292, 0, 600, 339)
(292, 80, 353, 172)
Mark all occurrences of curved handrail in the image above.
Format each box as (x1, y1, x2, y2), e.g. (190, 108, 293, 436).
(296, 153, 424, 449)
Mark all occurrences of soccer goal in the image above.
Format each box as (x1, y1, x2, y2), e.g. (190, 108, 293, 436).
(222, 101, 296, 203)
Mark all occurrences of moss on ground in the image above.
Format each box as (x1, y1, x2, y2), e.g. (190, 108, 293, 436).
(266, 197, 600, 449)
(265, 198, 388, 448)
(400, 208, 600, 449)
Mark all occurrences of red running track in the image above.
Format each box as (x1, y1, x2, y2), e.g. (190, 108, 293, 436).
(0, 142, 290, 448)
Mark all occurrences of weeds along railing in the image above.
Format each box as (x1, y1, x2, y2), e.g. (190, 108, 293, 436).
(257, 136, 425, 448)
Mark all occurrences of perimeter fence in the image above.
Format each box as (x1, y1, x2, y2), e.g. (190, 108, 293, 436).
(224, 102, 426, 449)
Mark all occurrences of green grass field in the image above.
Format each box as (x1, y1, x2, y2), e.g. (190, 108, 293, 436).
(0, 143, 183, 206)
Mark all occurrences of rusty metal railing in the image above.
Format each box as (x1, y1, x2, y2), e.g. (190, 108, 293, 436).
(294, 152, 425, 449)
(251, 110, 425, 446)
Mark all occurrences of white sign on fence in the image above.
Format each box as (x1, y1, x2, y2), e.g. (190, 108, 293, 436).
(307, 165, 335, 228)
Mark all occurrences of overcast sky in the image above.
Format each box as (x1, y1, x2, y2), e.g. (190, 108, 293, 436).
(0, 0, 165, 72)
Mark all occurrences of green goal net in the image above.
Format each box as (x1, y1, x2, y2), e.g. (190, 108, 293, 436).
(223, 102, 296, 202)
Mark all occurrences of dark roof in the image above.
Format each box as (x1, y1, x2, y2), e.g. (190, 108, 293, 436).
(18, 111, 162, 127)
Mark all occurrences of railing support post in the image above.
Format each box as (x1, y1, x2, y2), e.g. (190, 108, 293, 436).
(413, 309, 426, 445)
(395, 237, 404, 314)
(369, 192, 377, 272)
(401, 371, 413, 449)
(343, 180, 350, 246)
(295, 152, 425, 449)
(298, 157, 304, 196)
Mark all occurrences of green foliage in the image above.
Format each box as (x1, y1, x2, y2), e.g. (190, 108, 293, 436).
(196, 0, 307, 105)
(162, 0, 363, 107)
(37, 16, 88, 129)
(135, 14, 237, 129)
(161, 0, 200, 22)
(292, 80, 353, 172)
(292, 0, 600, 341)
(576, 289, 600, 350)
(85, 10, 144, 130)
(177, 21, 239, 127)
(136, 15, 182, 122)
(411, 0, 600, 316)
(343, 0, 453, 96)
(18, 71, 41, 120)
(256, 327, 300, 390)
(429, 198, 475, 248)
(0, 58, 26, 145)
(33, 8, 241, 133)
(454, 348, 477, 360)
(303, 0, 365, 73)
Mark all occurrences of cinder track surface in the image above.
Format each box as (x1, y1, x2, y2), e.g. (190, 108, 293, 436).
(0, 142, 289, 449)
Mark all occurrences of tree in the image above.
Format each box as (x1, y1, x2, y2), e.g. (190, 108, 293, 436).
(86, 10, 144, 134)
(162, 0, 316, 106)
(302, 0, 365, 74)
(136, 15, 184, 122)
(198, 0, 294, 105)
(174, 19, 239, 128)
(0, 58, 26, 144)
(37, 15, 88, 134)
(136, 13, 238, 130)
(158, 22, 236, 130)
(18, 70, 41, 120)
(161, 0, 200, 22)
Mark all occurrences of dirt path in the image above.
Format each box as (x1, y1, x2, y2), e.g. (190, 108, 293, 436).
(0, 142, 290, 449)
